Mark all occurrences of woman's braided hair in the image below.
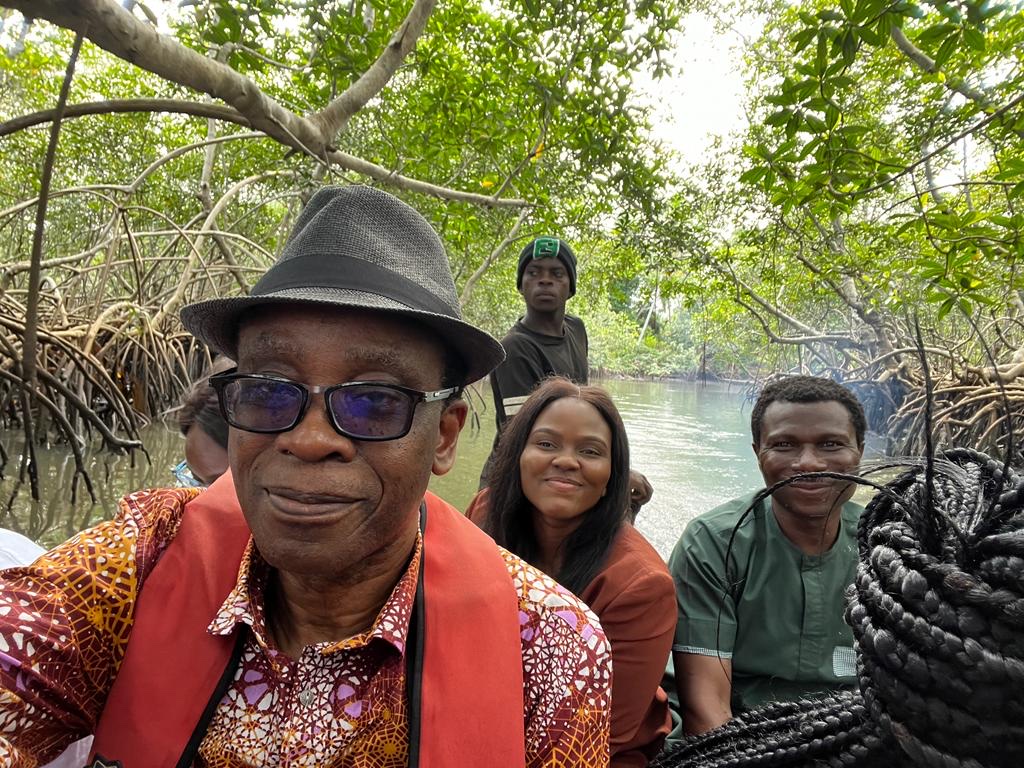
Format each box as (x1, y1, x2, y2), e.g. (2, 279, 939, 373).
(654, 448, 1024, 768)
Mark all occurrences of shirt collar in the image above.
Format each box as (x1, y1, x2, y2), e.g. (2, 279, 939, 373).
(208, 532, 423, 656)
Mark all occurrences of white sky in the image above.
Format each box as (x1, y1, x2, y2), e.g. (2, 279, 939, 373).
(636, 12, 763, 167)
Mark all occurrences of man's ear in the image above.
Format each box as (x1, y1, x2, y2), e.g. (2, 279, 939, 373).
(432, 399, 468, 476)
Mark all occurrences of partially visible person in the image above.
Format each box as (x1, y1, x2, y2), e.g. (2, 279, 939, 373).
(468, 376, 674, 767)
(173, 356, 233, 487)
(483, 235, 653, 514)
(0, 186, 612, 767)
(667, 376, 866, 739)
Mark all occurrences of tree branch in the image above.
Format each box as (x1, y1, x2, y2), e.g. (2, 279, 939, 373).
(0, 97, 529, 207)
(890, 27, 1024, 139)
(11, 0, 330, 153)
(0, 98, 252, 138)
(838, 89, 1024, 197)
(313, 0, 437, 140)
(325, 148, 529, 207)
(716, 262, 822, 337)
(151, 169, 299, 329)
(733, 298, 862, 346)
(19, 31, 83, 500)
(5, 3, 529, 207)
(459, 208, 529, 306)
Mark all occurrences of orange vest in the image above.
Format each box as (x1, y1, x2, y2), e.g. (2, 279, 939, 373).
(91, 473, 526, 766)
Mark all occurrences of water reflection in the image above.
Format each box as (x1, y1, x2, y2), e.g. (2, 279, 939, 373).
(0, 424, 185, 548)
(599, 379, 764, 557)
(2, 379, 765, 557)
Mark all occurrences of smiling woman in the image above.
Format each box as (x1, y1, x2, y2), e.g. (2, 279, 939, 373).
(466, 376, 676, 768)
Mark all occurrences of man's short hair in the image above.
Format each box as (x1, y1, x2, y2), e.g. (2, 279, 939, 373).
(751, 376, 866, 446)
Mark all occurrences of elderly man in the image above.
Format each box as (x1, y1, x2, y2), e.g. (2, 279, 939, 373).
(668, 376, 866, 737)
(0, 187, 612, 767)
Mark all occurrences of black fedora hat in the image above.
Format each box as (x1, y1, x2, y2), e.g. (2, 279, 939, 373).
(180, 185, 505, 385)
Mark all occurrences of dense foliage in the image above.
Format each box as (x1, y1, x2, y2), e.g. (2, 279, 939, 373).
(650, 0, 1024, 458)
(2, 0, 1024, 506)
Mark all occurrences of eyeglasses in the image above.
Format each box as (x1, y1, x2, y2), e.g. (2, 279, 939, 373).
(209, 369, 460, 441)
(172, 460, 205, 488)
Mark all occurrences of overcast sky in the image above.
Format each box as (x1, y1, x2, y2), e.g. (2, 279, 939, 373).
(637, 11, 763, 168)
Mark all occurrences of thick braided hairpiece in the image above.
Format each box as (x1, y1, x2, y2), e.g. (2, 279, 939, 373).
(654, 448, 1024, 768)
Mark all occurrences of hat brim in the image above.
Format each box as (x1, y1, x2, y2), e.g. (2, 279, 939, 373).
(180, 288, 505, 386)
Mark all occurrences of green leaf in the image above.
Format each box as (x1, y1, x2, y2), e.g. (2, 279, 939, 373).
(793, 78, 818, 98)
(917, 22, 958, 45)
(816, 32, 829, 71)
(739, 167, 767, 184)
(805, 113, 828, 132)
(841, 29, 857, 63)
(934, 33, 960, 68)
(791, 27, 817, 53)
(859, 24, 882, 46)
(785, 113, 801, 139)
(876, 13, 894, 39)
(937, 297, 954, 320)
(825, 104, 841, 129)
(962, 25, 985, 51)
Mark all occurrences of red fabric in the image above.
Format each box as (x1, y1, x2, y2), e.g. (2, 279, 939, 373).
(419, 491, 526, 766)
(92, 473, 247, 766)
(92, 475, 525, 767)
(579, 526, 674, 768)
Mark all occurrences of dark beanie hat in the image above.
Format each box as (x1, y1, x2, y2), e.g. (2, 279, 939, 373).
(516, 237, 577, 297)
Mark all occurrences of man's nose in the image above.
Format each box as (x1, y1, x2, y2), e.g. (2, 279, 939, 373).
(792, 445, 828, 470)
(275, 393, 357, 462)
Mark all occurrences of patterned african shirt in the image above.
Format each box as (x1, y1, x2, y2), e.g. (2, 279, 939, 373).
(0, 487, 612, 767)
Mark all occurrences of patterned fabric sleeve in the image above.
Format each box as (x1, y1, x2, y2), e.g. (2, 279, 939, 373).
(0, 487, 196, 766)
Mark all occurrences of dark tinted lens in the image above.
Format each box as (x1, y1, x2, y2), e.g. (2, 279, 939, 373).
(329, 384, 413, 438)
(224, 377, 305, 432)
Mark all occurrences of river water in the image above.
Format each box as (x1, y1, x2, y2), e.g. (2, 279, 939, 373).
(1, 379, 765, 557)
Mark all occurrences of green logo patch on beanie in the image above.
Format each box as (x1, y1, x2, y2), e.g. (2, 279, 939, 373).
(532, 237, 560, 260)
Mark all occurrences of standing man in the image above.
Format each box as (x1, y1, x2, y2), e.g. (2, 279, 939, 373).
(485, 236, 652, 513)
(0, 187, 613, 767)
(669, 376, 865, 736)
(489, 236, 588, 430)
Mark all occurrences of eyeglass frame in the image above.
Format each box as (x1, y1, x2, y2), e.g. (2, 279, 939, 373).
(172, 459, 205, 488)
(208, 368, 462, 442)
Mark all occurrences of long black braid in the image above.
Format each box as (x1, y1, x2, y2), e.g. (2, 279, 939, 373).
(653, 448, 1024, 768)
